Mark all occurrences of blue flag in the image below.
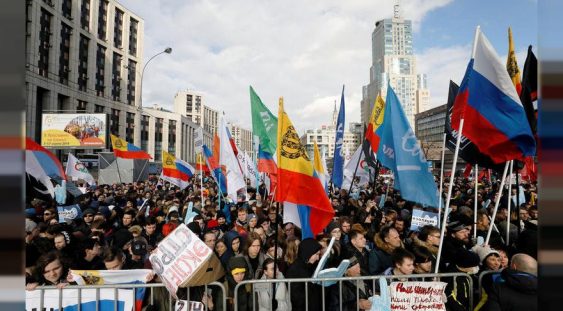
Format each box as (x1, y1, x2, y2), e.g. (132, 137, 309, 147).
(331, 85, 346, 188)
(376, 84, 440, 208)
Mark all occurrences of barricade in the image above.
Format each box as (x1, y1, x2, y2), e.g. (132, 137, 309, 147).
(234, 272, 473, 311)
(477, 270, 500, 298)
(27, 281, 227, 311)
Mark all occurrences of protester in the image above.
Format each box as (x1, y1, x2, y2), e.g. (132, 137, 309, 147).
(226, 256, 253, 311)
(286, 238, 323, 311)
(26, 251, 73, 290)
(257, 258, 291, 311)
(329, 256, 372, 311)
(369, 225, 403, 275)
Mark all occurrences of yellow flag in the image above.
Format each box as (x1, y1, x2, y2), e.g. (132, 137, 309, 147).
(162, 151, 177, 169)
(276, 97, 314, 176)
(110, 134, 127, 151)
(506, 27, 522, 94)
(313, 141, 324, 175)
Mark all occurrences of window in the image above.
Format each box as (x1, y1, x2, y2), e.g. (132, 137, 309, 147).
(114, 8, 123, 48)
(141, 115, 149, 151)
(168, 120, 176, 154)
(96, 44, 106, 96)
(94, 105, 104, 113)
(38, 9, 52, 78)
(97, 0, 108, 40)
(80, 0, 90, 30)
(127, 60, 136, 105)
(78, 35, 89, 91)
(129, 18, 138, 56)
(59, 23, 71, 85)
(111, 53, 122, 101)
(62, 0, 72, 20)
(126, 112, 135, 142)
(77, 100, 87, 112)
(154, 118, 163, 161)
(110, 108, 120, 135)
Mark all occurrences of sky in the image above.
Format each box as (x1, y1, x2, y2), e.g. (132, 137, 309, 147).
(118, 0, 538, 134)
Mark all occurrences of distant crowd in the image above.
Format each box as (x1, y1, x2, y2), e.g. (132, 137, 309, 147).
(25, 173, 538, 311)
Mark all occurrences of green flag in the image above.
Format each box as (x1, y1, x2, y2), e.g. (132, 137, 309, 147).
(250, 86, 278, 154)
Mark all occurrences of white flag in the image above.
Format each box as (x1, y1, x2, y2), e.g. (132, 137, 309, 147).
(243, 151, 258, 188)
(194, 127, 204, 154)
(65, 153, 96, 185)
(341, 144, 375, 190)
(220, 116, 246, 201)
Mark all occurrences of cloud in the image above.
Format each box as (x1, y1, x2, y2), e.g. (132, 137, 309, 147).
(119, 0, 456, 133)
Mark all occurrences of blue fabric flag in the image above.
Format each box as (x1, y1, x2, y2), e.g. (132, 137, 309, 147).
(331, 85, 346, 188)
(376, 84, 440, 208)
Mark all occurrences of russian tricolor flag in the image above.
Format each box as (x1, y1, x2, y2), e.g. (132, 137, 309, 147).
(161, 151, 194, 189)
(452, 27, 536, 164)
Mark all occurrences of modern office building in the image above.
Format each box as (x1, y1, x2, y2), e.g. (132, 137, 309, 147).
(300, 104, 361, 164)
(25, 0, 144, 146)
(141, 105, 212, 163)
(228, 123, 253, 155)
(173, 90, 219, 136)
(361, 4, 430, 129)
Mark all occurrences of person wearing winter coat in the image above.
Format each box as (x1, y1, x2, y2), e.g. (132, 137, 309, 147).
(369, 226, 403, 275)
(328, 256, 372, 311)
(482, 253, 537, 311)
(226, 256, 253, 311)
(285, 238, 323, 311)
(445, 249, 480, 311)
(257, 258, 291, 311)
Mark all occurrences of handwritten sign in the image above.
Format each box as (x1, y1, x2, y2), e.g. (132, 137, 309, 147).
(26, 288, 134, 311)
(389, 282, 447, 311)
(175, 300, 205, 311)
(149, 223, 224, 298)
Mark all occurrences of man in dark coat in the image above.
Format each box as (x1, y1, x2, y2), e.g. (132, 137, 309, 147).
(483, 253, 537, 311)
(440, 213, 473, 271)
(285, 238, 323, 311)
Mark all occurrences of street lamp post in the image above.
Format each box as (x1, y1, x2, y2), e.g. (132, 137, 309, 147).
(133, 47, 172, 150)
(138, 47, 172, 110)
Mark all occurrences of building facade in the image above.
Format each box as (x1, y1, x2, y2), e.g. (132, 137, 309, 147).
(141, 105, 212, 163)
(360, 4, 430, 129)
(228, 123, 253, 154)
(25, 0, 144, 147)
(414, 103, 461, 172)
(300, 105, 361, 165)
(173, 90, 219, 136)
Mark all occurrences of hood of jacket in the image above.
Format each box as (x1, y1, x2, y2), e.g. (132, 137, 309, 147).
(224, 230, 241, 253)
(502, 268, 537, 295)
(374, 232, 402, 255)
(297, 238, 322, 263)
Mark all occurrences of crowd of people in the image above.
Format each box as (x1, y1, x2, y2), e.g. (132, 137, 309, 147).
(25, 173, 538, 310)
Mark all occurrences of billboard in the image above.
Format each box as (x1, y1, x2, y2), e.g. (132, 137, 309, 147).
(41, 113, 107, 148)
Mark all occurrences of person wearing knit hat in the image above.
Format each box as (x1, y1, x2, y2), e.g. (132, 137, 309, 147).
(471, 244, 501, 271)
(226, 256, 253, 311)
(326, 221, 342, 241)
(286, 238, 323, 311)
(440, 213, 474, 271)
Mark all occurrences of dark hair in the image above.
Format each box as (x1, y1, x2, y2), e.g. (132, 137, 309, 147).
(32, 251, 69, 285)
(349, 228, 365, 241)
(411, 246, 433, 264)
(262, 257, 275, 272)
(391, 247, 415, 266)
(145, 216, 157, 226)
(123, 210, 136, 218)
(244, 232, 262, 255)
(339, 216, 352, 225)
(418, 225, 440, 242)
(102, 247, 124, 263)
(379, 225, 397, 241)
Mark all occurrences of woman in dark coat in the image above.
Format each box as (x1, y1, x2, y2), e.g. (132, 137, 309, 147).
(285, 238, 323, 311)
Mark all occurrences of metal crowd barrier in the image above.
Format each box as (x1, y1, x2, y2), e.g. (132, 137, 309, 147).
(234, 272, 473, 311)
(477, 270, 500, 298)
(29, 281, 227, 311)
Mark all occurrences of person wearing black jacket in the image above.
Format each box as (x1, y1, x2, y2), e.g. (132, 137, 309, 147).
(483, 253, 537, 311)
(329, 256, 372, 310)
(285, 238, 323, 311)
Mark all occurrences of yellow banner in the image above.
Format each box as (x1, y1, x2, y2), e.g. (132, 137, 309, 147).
(110, 134, 128, 151)
(506, 27, 521, 91)
(369, 94, 386, 131)
(162, 151, 177, 169)
(313, 141, 324, 175)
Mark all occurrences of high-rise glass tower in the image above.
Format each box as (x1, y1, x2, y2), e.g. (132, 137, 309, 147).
(361, 4, 430, 130)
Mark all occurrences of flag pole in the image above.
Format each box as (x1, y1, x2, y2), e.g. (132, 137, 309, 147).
(485, 162, 510, 245)
(434, 118, 464, 273)
(473, 163, 479, 240)
(438, 133, 446, 227)
(506, 160, 514, 245)
(516, 165, 522, 236)
(136, 159, 149, 183)
(115, 156, 123, 184)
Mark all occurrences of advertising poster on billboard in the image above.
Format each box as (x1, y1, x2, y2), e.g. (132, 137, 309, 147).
(41, 114, 107, 148)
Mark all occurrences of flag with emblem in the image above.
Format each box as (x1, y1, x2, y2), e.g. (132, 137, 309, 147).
(161, 151, 195, 189)
(276, 98, 334, 236)
(65, 153, 96, 185)
(110, 134, 152, 159)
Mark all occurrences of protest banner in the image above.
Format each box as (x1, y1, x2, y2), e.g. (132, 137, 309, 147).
(389, 281, 447, 311)
(57, 204, 82, 223)
(26, 288, 134, 311)
(149, 224, 225, 298)
(409, 209, 439, 232)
